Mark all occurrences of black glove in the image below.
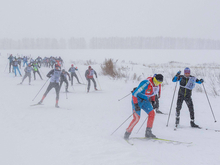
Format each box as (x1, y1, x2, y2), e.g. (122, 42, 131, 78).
(131, 87, 137, 93)
(176, 71, 181, 76)
(134, 103, 140, 111)
(151, 101, 156, 109)
(96, 76, 97, 78)
(200, 79, 204, 83)
(47, 76, 51, 78)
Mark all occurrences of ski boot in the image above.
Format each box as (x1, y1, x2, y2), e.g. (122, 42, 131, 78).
(38, 100, 43, 105)
(55, 104, 59, 108)
(190, 120, 200, 128)
(145, 128, 156, 138)
(124, 131, 131, 140)
(155, 108, 163, 114)
(95, 88, 98, 91)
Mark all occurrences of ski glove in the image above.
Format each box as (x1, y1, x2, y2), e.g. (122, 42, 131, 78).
(200, 79, 204, 83)
(151, 101, 156, 109)
(176, 71, 181, 76)
(134, 103, 140, 111)
(131, 87, 137, 93)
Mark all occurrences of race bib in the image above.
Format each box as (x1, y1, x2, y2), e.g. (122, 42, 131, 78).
(184, 77, 196, 90)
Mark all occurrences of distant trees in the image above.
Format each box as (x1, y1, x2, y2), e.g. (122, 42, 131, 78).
(89, 37, 220, 49)
(0, 37, 220, 49)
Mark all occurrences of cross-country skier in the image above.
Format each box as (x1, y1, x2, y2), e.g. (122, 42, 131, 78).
(13, 58, 22, 77)
(8, 54, 14, 73)
(32, 61, 43, 80)
(20, 63, 33, 85)
(172, 67, 204, 128)
(124, 74, 164, 140)
(68, 64, 81, 85)
(60, 69, 71, 92)
(23, 56, 28, 67)
(38, 64, 61, 108)
(85, 66, 98, 92)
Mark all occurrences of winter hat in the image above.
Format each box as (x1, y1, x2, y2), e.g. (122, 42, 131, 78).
(71, 64, 74, 66)
(155, 74, 163, 82)
(184, 67, 190, 74)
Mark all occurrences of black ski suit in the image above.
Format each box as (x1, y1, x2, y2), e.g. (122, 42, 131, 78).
(172, 75, 202, 120)
(60, 71, 70, 92)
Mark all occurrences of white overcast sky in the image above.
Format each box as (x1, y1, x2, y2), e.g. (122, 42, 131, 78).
(0, 0, 220, 40)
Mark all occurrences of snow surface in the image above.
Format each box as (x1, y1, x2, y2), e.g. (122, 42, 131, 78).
(0, 50, 220, 165)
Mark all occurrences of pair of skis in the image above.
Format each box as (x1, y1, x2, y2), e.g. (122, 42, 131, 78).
(125, 137, 192, 146)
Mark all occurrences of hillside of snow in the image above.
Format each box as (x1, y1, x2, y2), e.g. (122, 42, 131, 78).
(0, 50, 220, 165)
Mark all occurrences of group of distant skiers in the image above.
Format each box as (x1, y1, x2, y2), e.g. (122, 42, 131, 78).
(124, 67, 204, 140)
(7, 54, 98, 108)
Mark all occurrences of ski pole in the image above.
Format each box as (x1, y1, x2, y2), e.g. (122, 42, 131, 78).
(111, 113, 134, 135)
(202, 83, 217, 122)
(66, 90, 68, 99)
(136, 116, 148, 134)
(118, 93, 131, 101)
(96, 77, 102, 90)
(32, 78, 50, 101)
(166, 82, 178, 127)
(4, 61, 8, 73)
(77, 70, 85, 84)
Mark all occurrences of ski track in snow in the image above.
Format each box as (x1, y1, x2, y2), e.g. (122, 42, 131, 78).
(0, 50, 220, 165)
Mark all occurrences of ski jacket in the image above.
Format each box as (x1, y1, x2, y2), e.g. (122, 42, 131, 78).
(132, 77, 160, 104)
(23, 57, 28, 62)
(85, 69, 97, 79)
(24, 66, 33, 73)
(47, 69, 61, 83)
(172, 75, 203, 97)
(8, 56, 13, 63)
(60, 71, 70, 81)
(150, 84, 161, 101)
(12, 60, 19, 67)
(68, 67, 78, 73)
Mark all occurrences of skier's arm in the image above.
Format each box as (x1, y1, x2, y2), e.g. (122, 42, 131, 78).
(66, 72, 70, 79)
(47, 70, 54, 78)
(133, 80, 150, 101)
(94, 70, 97, 78)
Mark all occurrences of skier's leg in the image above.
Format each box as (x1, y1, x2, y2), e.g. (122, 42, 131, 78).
(87, 79, 91, 92)
(39, 83, 53, 103)
(91, 78, 97, 89)
(175, 95, 184, 125)
(55, 83, 60, 107)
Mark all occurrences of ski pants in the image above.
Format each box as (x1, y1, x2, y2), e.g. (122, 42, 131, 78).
(13, 66, 21, 76)
(126, 99, 155, 133)
(176, 95, 194, 120)
(23, 61, 28, 67)
(71, 73, 80, 85)
(87, 78, 96, 91)
(21, 73, 31, 84)
(43, 82, 60, 101)
(33, 70, 42, 80)
(60, 79, 69, 91)
(9, 62, 13, 73)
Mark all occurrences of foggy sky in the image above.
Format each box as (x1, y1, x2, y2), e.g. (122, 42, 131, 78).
(1, 0, 220, 40)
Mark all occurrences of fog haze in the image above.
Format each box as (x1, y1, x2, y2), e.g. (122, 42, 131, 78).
(1, 0, 220, 40)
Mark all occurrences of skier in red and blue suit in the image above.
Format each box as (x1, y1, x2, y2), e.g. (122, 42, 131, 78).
(124, 74, 163, 140)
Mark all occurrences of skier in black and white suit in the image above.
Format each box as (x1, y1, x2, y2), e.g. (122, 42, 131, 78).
(60, 69, 71, 92)
(38, 64, 61, 108)
(20, 63, 33, 85)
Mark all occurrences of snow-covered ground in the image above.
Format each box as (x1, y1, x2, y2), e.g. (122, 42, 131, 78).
(0, 50, 220, 165)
